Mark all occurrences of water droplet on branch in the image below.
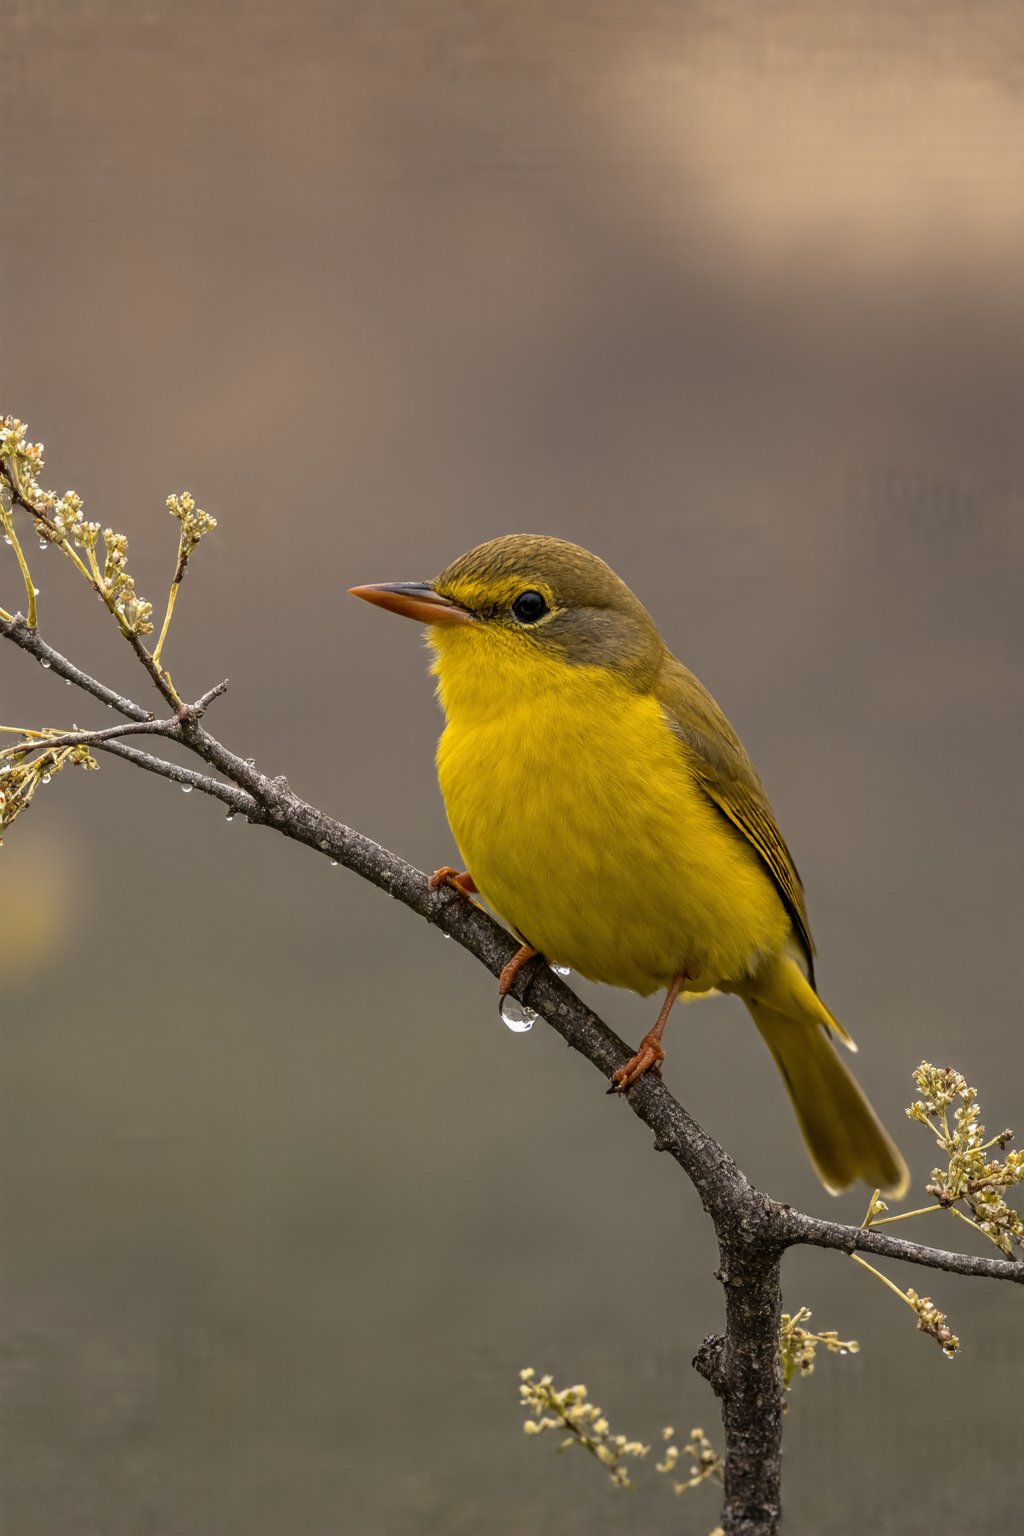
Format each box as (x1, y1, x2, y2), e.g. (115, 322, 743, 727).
(500, 995, 537, 1033)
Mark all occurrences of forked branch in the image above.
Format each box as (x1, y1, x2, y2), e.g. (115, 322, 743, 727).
(1, 424, 1019, 1536)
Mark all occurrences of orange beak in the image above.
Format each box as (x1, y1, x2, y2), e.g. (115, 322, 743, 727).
(348, 581, 477, 626)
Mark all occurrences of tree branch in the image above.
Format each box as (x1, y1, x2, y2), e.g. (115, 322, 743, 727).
(1, 612, 154, 720)
(2, 598, 1020, 1536)
(93, 739, 259, 816)
(0, 679, 230, 761)
(784, 1209, 1024, 1283)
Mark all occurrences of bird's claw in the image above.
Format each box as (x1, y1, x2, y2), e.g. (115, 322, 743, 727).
(428, 866, 478, 898)
(608, 1038, 665, 1094)
(498, 943, 539, 997)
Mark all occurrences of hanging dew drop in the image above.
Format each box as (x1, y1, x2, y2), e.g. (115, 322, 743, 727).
(41, 773, 51, 784)
(181, 784, 193, 794)
(39, 658, 51, 668)
(500, 994, 537, 1033)
(330, 859, 338, 867)
(39, 538, 49, 550)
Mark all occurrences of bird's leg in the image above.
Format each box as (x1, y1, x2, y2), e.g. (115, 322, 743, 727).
(428, 866, 478, 898)
(428, 870, 540, 1005)
(498, 943, 539, 997)
(609, 972, 687, 1092)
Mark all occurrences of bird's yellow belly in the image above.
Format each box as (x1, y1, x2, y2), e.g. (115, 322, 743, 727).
(436, 682, 791, 997)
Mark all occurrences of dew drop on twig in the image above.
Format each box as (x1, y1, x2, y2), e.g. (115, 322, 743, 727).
(500, 994, 537, 1033)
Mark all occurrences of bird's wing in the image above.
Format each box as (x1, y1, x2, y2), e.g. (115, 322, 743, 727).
(657, 652, 816, 979)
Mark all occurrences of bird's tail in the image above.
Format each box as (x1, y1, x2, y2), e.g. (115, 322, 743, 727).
(744, 960, 909, 1197)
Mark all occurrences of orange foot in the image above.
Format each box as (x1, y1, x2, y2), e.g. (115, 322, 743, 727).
(428, 866, 478, 898)
(609, 1031, 666, 1092)
(498, 943, 538, 997)
(608, 972, 686, 1094)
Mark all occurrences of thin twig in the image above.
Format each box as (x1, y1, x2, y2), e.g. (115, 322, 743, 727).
(184, 678, 230, 715)
(783, 1210, 1024, 1283)
(849, 1253, 921, 1306)
(0, 681, 231, 759)
(151, 573, 179, 671)
(868, 1205, 944, 1226)
(0, 488, 38, 628)
(0, 613, 153, 720)
(2, 718, 178, 756)
(93, 739, 259, 815)
(127, 627, 183, 711)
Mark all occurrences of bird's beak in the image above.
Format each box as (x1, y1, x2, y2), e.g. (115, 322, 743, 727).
(348, 581, 477, 626)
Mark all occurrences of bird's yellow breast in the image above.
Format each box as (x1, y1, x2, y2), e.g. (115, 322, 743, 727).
(432, 631, 791, 996)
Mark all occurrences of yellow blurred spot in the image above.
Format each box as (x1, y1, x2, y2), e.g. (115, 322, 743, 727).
(0, 833, 76, 981)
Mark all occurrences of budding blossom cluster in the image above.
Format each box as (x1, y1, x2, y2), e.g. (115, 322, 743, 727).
(655, 1424, 725, 1494)
(0, 740, 98, 845)
(908, 1062, 1023, 1258)
(518, 1369, 649, 1489)
(1, 415, 225, 852)
(778, 1307, 859, 1390)
(1, 415, 154, 636)
(166, 490, 217, 571)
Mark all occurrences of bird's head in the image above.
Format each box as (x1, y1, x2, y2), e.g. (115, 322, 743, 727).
(350, 535, 663, 712)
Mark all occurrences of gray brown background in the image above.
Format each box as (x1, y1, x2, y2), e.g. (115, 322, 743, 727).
(1, 2, 1022, 1532)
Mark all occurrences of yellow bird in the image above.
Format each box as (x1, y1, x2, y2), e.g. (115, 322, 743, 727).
(351, 535, 908, 1197)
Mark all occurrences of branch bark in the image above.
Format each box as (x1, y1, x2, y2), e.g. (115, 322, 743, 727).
(2, 607, 1021, 1536)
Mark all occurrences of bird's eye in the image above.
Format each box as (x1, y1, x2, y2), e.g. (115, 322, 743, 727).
(511, 589, 548, 624)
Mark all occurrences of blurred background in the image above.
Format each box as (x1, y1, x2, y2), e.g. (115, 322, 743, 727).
(1, 2, 1022, 1532)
